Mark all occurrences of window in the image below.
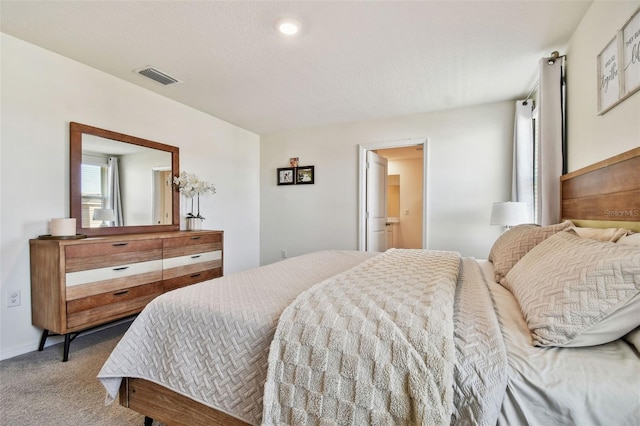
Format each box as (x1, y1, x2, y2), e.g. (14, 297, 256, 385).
(81, 163, 108, 227)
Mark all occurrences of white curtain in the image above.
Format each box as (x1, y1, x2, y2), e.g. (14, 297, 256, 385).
(536, 57, 566, 225)
(511, 100, 535, 223)
(108, 157, 124, 226)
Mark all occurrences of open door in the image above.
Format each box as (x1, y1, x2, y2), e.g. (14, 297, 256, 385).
(153, 169, 173, 225)
(358, 138, 427, 252)
(366, 150, 388, 252)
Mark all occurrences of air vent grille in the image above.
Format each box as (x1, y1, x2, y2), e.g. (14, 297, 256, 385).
(135, 67, 182, 86)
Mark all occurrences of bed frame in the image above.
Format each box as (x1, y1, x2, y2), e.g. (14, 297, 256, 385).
(561, 147, 640, 232)
(119, 377, 248, 426)
(119, 146, 640, 426)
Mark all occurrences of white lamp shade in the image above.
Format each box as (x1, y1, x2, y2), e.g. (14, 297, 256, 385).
(490, 202, 529, 226)
(93, 208, 114, 221)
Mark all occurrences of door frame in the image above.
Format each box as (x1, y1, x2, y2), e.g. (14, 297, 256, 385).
(358, 138, 429, 251)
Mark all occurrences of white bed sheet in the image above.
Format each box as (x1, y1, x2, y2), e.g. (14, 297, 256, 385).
(477, 260, 640, 426)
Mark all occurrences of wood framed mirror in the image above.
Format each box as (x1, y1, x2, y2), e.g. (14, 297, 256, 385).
(70, 122, 179, 236)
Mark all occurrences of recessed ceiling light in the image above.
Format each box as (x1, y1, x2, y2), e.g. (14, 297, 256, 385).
(276, 18, 301, 36)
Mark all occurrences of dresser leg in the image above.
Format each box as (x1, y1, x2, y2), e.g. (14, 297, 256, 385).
(38, 329, 49, 351)
(63, 333, 71, 362)
(144, 416, 153, 426)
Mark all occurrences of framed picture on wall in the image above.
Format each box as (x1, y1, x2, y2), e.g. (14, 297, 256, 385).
(277, 167, 295, 185)
(597, 35, 621, 115)
(295, 166, 315, 184)
(621, 7, 640, 97)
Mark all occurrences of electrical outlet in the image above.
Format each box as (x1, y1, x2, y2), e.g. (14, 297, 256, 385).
(281, 249, 288, 259)
(8, 290, 21, 308)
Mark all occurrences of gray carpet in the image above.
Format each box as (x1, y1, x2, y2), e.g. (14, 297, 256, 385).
(0, 321, 161, 426)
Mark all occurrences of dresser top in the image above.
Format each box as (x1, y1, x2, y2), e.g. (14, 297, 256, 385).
(31, 230, 223, 246)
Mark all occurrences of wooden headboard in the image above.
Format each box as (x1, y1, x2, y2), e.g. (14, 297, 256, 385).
(561, 147, 640, 233)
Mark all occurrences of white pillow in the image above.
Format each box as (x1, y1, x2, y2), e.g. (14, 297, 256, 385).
(503, 231, 640, 347)
(618, 232, 640, 246)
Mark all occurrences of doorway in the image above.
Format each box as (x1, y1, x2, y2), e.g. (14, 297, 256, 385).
(152, 168, 173, 225)
(358, 138, 427, 251)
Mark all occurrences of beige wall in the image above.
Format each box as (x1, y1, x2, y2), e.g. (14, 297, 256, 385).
(388, 158, 423, 249)
(566, 1, 640, 171)
(387, 178, 401, 217)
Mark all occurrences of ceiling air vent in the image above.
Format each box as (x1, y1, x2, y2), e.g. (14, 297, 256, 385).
(135, 66, 182, 86)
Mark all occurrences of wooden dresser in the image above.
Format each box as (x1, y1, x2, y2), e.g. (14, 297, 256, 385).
(30, 230, 223, 361)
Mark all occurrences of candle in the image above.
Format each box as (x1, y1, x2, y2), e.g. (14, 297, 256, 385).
(51, 218, 76, 237)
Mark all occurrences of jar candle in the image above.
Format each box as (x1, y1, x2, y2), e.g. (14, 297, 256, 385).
(51, 218, 76, 236)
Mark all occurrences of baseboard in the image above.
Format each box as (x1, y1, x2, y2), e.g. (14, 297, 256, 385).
(0, 340, 48, 361)
(0, 318, 134, 361)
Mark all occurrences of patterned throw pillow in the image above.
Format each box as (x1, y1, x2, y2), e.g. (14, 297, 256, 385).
(503, 231, 640, 347)
(570, 226, 629, 242)
(488, 220, 572, 284)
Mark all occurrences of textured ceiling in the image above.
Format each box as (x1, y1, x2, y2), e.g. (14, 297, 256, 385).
(1, 1, 591, 135)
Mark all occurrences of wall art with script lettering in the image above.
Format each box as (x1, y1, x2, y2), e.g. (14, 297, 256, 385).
(621, 7, 640, 97)
(596, 6, 640, 115)
(597, 35, 621, 115)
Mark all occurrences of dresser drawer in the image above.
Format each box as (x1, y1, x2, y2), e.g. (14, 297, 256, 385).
(162, 250, 222, 280)
(163, 268, 222, 292)
(66, 259, 163, 288)
(66, 281, 163, 330)
(65, 239, 162, 272)
(163, 233, 222, 259)
(65, 267, 163, 301)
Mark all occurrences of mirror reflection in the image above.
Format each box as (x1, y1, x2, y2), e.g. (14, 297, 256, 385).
(81, 135, 173, 228)
(70, 122, 179, 237)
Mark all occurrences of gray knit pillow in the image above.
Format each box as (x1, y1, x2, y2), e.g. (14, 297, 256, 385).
(488, 220, 572, 284)
(503, 231, 640, 347)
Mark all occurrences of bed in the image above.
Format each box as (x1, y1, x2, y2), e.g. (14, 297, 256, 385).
(98, 147, 640, 426)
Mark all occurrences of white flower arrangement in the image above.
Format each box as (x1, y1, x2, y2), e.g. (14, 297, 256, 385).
(173, 171, 216, 220)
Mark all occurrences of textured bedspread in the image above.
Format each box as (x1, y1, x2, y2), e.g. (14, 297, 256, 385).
(262, 252, 507, 426)
(98, 250, 507, 425)
(98, 250, 377, 425)
(262, 249, 462, 426)
(452, 258, 507, 425)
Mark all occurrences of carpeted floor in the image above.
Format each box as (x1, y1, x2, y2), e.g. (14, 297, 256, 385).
(0, 321, 162, 426)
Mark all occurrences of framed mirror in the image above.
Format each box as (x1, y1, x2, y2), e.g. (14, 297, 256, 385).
(70, 122, 179, 236)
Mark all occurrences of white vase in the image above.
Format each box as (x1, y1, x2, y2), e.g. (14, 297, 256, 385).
(186, 217, 203, 231)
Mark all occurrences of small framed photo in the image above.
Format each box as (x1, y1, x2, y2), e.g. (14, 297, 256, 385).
(277, 167, 295, 185)
(289, 157, 299, 167)
(296, 166, 315, 184)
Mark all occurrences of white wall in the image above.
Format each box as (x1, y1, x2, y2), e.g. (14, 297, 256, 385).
(566, 1, 640, 171)
(0, 34, 260, 360)
(260, 101, 515, 265)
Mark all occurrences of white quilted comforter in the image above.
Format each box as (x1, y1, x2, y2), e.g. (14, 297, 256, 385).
(98, 249, 506, 425)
